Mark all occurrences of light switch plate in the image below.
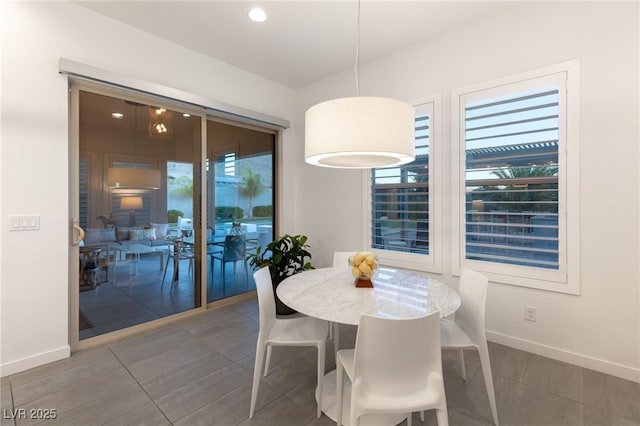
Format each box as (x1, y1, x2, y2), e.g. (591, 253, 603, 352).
(9, 215, 40, 231)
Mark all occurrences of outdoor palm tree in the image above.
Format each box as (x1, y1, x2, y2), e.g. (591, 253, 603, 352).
(170, 175, 194, 198)
(491, 165, 558, 181)
(488, 165, 559, 212)
(239, 168, 265, 218)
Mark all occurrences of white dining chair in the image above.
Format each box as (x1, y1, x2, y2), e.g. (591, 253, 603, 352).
(336, 312, 448, 426)
(249, 267, 329, 419)
(332, 251, 356, 270)
(438, 268, 499, 425)
(331, 251, 358, 353)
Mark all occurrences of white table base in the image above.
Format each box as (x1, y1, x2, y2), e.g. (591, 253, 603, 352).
(318, 369, 408, 426)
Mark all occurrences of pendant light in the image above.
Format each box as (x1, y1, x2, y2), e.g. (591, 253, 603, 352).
(148, 106, 173, 138)
(304, 1, 415, 169)
(107, 101, 161, 190)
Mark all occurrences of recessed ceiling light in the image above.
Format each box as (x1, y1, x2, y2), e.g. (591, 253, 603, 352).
(182, 113, 191, 118)
(112, 112, 124, 119)
(248, 7, 267, 23)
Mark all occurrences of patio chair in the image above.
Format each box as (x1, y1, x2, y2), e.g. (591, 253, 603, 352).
(211, 234, 248, 291)
(177, 216, 193, 237)
(161, 238, 194, 293)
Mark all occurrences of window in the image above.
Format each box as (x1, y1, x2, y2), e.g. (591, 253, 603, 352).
(167, 161, 194, 222)
(79, 157, 90, 228)
(370, 101, 439, 271)
(223, 152, 236, 176)
(452, 61, 580, 293)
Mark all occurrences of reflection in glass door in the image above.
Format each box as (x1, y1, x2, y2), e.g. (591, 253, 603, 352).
(76, 88, 201, 339)
(206, 120, 276, 303)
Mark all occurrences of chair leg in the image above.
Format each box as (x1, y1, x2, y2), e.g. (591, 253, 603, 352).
(435, 408, 449, 426)
(250, 340, 266, 419)
(316, 342, 326, 418)
(435, 385, 449, 425)
(160, 255, 171, 290)
(458, 349, 467, 380)
(477, 345, 499, 425)
(264, 345, 273, 377)
(222, 260, 226, 291)
(336, 357, 344, 426)
(350, 386, 360, 426)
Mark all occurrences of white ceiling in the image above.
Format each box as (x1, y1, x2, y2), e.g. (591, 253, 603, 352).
(75, 1, 511, 89)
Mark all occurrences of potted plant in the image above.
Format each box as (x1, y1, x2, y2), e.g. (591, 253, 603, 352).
(247, 234, 314, 315)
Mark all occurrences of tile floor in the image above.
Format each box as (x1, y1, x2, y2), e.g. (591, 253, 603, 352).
(2, 298, 639, 426)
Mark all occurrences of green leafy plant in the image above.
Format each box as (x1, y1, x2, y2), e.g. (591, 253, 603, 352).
(215, 206, 244, 220)
(247, 234, 314, 314)
(170, 175, 194, 198)
(167, 209, 184, 224)
(252, 205, 273, 218)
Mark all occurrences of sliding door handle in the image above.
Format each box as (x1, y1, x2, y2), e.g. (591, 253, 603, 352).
(71, 218, 85, 246)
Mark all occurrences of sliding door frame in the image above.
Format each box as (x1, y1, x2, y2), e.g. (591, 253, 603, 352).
(69, 79, 283, 351)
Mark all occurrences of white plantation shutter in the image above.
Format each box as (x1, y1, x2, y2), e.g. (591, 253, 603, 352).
(371, 109, 431, 255)
(463, 86, 560, 270)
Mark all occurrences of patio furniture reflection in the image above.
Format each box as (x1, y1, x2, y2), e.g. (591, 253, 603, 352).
(161, 238, 194, 293)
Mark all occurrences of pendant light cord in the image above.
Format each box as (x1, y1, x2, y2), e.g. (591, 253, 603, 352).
(354, 0, 361, 97)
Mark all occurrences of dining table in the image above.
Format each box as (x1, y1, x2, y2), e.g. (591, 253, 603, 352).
(276, 266, 461, 425)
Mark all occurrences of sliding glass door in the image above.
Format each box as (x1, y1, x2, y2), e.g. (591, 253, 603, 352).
(75, 87, 202, 340)
(71, 83, 278, 343)
(205, 120, 276, 303)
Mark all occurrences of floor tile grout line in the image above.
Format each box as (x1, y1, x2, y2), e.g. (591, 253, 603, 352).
(105, 329, 256, 426)
(107, 346, 174, 426)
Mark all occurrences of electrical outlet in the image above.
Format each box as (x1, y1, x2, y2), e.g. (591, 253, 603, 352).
(525, 306, 537, 322)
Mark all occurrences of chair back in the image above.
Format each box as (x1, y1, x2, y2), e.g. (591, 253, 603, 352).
(456, 268, 489, 345)
(178, 216, 193, 231)
(168, 238, 192, 258)
(332, 251, 358, 268)
(223, 235, 246, 261)
(254, 267, 276, 332)
(352, 312, 442, 395)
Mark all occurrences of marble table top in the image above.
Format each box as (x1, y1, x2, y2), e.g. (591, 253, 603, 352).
(276, 267, 461, 326)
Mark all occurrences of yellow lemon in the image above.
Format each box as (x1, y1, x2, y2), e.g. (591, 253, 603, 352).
(359, 262, 372, 275)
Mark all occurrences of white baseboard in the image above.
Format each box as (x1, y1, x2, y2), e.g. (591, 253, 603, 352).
(0, 346, 70, 378)
(487, 330, 640, 383)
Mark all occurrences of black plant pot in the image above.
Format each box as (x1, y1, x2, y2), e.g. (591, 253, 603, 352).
(274, 291, 297, 315)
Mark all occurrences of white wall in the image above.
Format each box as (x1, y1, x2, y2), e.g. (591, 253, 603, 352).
(295, 2, 639, 381)
(0, 1, 295, 376)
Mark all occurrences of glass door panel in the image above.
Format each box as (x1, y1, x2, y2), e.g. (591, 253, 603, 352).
(206, 120, 275, 303)
(77, 89, 201, 339)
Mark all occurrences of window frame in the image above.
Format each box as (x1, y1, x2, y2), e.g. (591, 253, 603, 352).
(451, 60, 580, 294)
(364, 98, 442, 273)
